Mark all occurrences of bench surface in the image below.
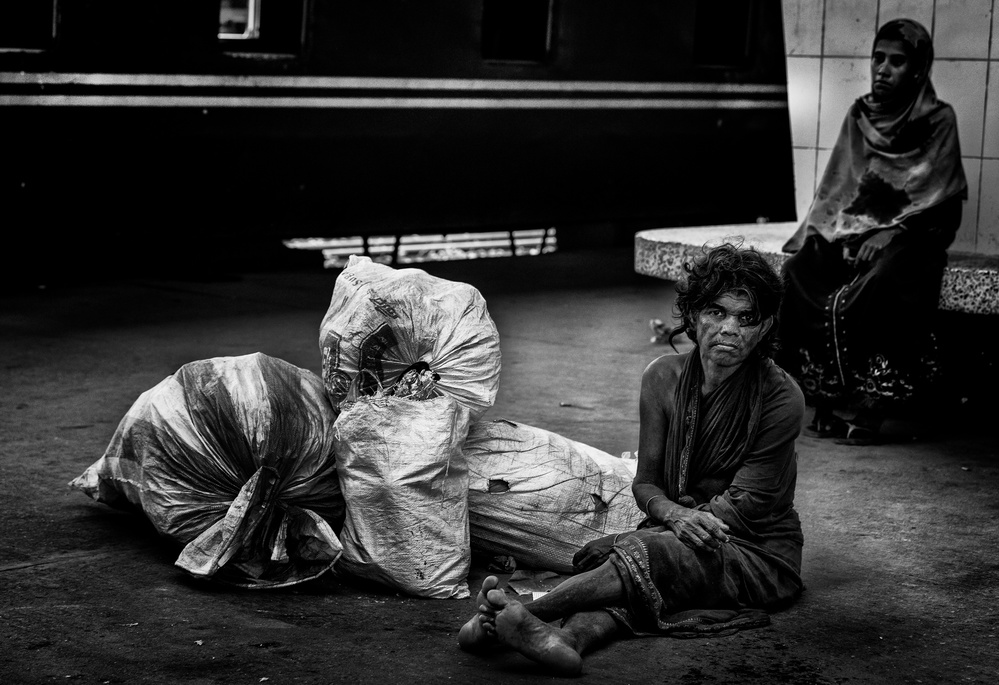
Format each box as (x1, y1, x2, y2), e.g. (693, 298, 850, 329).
(634, 223, 999, 316)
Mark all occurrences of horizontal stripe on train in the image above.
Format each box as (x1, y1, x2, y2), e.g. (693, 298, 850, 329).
(0, 94, 788, 109)
(0, 71, 786, 95)
(0, 85, 787, 102)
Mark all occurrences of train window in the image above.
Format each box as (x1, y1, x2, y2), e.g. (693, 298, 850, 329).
(693, 0, 754, 67)
(0, 1, 57, 51)
(218, 0, 306, 55)
(219, 0, 261, 40)
(481, 0, 554, 62)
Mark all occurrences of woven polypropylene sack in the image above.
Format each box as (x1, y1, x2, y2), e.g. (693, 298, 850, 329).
(69, 353, 345, 589)
(333, 394, 472, 599)
(319, 255, 500, 420)
(464, 419, 645, 574)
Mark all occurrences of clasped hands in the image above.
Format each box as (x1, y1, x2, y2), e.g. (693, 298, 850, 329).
(664, 507, 731, 552)
(573, 500, 730, 573)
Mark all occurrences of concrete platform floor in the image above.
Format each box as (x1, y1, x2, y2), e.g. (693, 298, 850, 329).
(1, 246, 997, 684)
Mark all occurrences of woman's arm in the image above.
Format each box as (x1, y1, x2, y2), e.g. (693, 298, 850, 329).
(699, 375, 805, 532)
(631, 357, 670, 511)
(899, 193, 964, 248)
(857, 193, 964, 261)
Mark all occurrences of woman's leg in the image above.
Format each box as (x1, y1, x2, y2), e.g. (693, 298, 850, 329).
(519, 559, 625, 622)
(561, 610, 621, 655)
(836, 232, 948, 442)
(778, 235, 854, 411)
(805, 400, 847, 437)
(491, 601, 620, 676)
(458, 561, 626, 674)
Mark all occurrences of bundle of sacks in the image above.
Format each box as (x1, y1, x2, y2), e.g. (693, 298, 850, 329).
(320, 256, 501, 599)
(322, 257, 645, 593)
(70, 353, 346, 589)
(71, 255, 644, 596)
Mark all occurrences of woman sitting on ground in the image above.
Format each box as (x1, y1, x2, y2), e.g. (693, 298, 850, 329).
(778, 18, 967, 445)
(457, 243, 805, 676)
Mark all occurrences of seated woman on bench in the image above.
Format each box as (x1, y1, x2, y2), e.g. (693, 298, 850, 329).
(778, 18, 968, 445)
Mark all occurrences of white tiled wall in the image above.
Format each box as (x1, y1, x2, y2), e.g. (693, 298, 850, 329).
(981, 160, 999, 252)
(994, 2, 999, 59)
(786, 56, 821, 148)
(783, 1, 824, 55)
(956, 160, 984, 248)
(933, 0, 993, 59)
(792, 147, 818, 216)
(879, 0, 934, 32)
(782, 0, 999, 255)
(816, 58, 868, 147)
(932, 59, 987, 156)
(985, 61, 999, 157)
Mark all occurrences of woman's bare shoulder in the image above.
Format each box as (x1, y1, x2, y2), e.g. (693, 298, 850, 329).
(643, 352, 687, 385)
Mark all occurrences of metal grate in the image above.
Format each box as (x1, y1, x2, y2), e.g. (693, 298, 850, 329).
(284, 228, 558, 269)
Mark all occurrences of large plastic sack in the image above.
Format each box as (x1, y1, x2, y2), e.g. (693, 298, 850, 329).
(69, 353, 346, 589)
(333, 383, 472, 599)
(319, 255, 500, 419)
(464, 419, 645, 574)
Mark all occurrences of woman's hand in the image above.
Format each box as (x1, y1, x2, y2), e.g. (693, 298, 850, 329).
(856, 228, 901, 262)
(663, 508, 731, 552)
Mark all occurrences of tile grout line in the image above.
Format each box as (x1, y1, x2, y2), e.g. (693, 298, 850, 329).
(975, 0, 997, 252)
(812, 0, 828, 198)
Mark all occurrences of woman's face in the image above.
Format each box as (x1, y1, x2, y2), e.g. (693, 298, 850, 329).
(871, 38, 917, 101)
(694, 291, 772, 370)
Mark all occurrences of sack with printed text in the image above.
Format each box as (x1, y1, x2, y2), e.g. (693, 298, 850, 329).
(319, 255, 500, 420)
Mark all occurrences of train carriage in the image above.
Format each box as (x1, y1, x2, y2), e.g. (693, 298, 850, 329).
(1, 1, 794, 277)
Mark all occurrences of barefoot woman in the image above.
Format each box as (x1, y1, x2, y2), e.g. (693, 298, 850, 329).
(459, 244, 805, 675)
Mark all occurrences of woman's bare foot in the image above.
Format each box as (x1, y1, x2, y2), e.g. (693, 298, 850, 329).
(491, 591, 583, 676)
(457, 576, 502, 651)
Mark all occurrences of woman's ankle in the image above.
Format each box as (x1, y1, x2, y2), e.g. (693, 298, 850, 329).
(852, 408, 884, 432)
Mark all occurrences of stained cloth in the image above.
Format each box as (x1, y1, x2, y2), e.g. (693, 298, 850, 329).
(782, 19, 966, 252)
(778, 19, 965, 408)
(607, 353, 805, 636)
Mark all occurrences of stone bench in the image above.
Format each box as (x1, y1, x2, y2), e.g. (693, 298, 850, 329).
(634, 222, 999, 316)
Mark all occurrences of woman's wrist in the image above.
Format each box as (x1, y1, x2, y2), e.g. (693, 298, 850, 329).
(644, 494, 676, 523)
(643, 493, 665, 514)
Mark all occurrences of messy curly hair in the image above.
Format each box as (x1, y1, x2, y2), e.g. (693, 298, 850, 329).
(670, 242, 784, 359)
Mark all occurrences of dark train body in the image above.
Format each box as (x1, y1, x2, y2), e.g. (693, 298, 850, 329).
(1, 1, 794, 277)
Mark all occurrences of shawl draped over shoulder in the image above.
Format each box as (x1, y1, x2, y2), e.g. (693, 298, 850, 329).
(664, 351, 763, 509)
(783, 20, 967, 253)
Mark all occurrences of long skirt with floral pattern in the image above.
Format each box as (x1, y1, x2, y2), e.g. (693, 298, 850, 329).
(777, 229, 946, 411)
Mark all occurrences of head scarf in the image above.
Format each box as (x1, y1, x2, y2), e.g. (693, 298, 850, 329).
(783, 18, 966, 253)
(856, 19, 935, 141)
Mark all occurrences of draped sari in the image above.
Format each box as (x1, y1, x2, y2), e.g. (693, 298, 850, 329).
(778, 18, 966, 410)
(607, 353, 805, 637)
